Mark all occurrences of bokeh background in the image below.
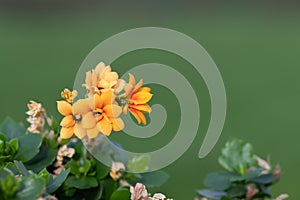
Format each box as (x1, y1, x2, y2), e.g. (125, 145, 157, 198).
(1, 0, 300, 199)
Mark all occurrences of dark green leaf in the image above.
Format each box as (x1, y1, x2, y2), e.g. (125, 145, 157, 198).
(16, 175, 45, 200)
(141, 170, 169, 187)
(227, 184, 247, 198)
(250, 173, 276, 185)
(25, 146, 57, 173)
(104, 178, 117, 200)
(65, 176, 98, 189)
(230, 168, 265, 182)
(95, 160, 110, 179)
(197, 189, 227, 199)
(110, 188, 130, 200)
(204, 172, 232, 190)
(0, 117, 26, 140)
(8, 138, 19, 152)
(46, 168, 70, 193)
(14, 160, 29, 176)
(14, 134, 42, 162)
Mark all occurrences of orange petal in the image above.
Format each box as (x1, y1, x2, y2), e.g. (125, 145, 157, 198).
(57, 101, 72, 116)
(98, 119, 112, 136)
(93, 93, 103, 110)
(129, 104, 151, 113)
(128, 108, 141, 124)
(100, 90, 114, 106)
(98, 79, 110, 89)
(74, 124, 87, 139)
(72, 98, 91, 115)
(132, 79, 143, 93)
(82, 112, 97, 129)
(60, 127, 74, 139)
(131, 91, 153, 105)
(112, 118, 124, 131)
(138, 87, 151, 93)
(103, 104, 122, 118)
(136, 110, 147, 125)
(60, 115, 75, 128)
(87, 124, 100, 138)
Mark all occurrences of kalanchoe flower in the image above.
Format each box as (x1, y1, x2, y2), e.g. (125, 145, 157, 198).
(122, 73, 153, 125)
(130, 183, 148, 200)
(57, 98, 91, 139)
(82, 90, 124, 138)
(255, 155, 271, 174)
(26, 100, 51, 133)
(110, 161, 125, 180)
(83, 62, 125, 97)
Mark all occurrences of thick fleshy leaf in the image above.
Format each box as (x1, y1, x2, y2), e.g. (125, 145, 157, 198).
(14, 134, 42, 162)
(141, 170, 169, 187)
(0, 117, 26, 140)
(204, 172, 232, 191)
(197, 189, 227, 199)
(46, 168, 70, 193)
(65, 176, 98, 189)
(57, 101, 72, 116)
(110, 188, 130, 200)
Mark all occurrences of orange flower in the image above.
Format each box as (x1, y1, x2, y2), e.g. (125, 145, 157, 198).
(81, 90, 124, 138)
(123, 74, 153, 125)
(83, 62, 125, 96)
(57, 98, 91, 139)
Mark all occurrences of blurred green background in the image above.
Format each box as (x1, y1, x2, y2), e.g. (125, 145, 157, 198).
(1, 1, 300, 199)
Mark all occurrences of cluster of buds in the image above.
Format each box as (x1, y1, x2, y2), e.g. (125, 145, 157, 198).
(54, 144, 75, 175)
(130, 183, 173, 200)
(26, 100, 51, 133)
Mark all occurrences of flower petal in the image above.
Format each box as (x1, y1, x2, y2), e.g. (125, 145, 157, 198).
(128, 108, 141, 124)
(74, 124, 87, 139)
(131, 91, 153, 105)
(60, 115, 75, 128)
(129, 104, 151, 113)
(98, 118, 112, 136)
(72, 98, 91, 115)
(100, 90, 114, 106)
(87, 124, 100, 138)
(112, 118, 124, 131)
(103, 104, 122, 118)
(128, 73, 136, 86)
(57, 101, 72, 116)
(82, 112, 97, 129)
(60, 127, 74, 139)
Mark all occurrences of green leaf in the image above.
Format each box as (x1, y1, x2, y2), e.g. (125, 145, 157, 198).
(110, 187, 130, 200)
(141, 170, 169, 187)
(104, 178, 117, 200)
(204, 172, 232, 191)
(227, 184, 247, 198)
(0, 117, 26, 140)
(250, 173, 276, 185)
(38, 168, 50, 185)
(25, 146, 57, 173)
(197, 189, 227, 199)
(65, 176, 98, 189)
(46, 168, 70, 193)
(14, 134, 42, 163)
(16, 175, 45, 200)
(14, 160, 29, 176)
(218, 138, 256, 174)
(127, 154, 151, 173)
(8, 138, 19, 152)
(95, 160, 110, 179)
(4, 162, 19, 174)
(230, 168, 265, 182)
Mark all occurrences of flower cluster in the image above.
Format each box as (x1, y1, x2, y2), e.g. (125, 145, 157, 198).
(57, 62, 153, 139)
(26, 100, 51, 133)
(130, 183, 173, 200)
